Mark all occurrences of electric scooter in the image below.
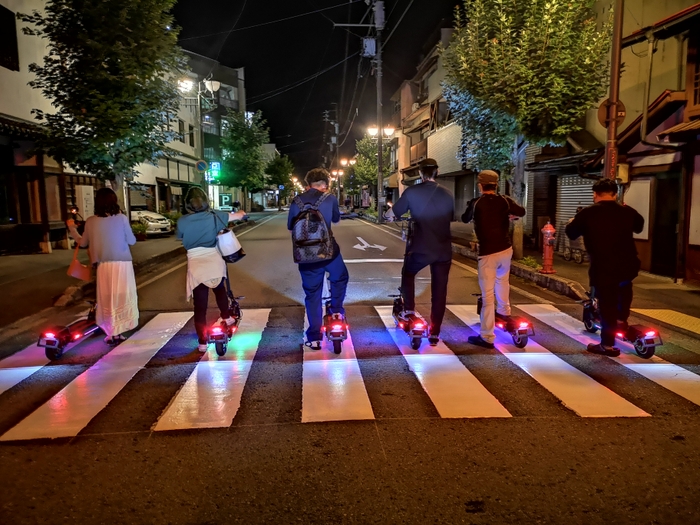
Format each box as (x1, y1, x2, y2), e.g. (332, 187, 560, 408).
(474, 294, 534, 348)
(321, 282, 348, 354)
(38, 206, 101, 360)
(390, 291, 429, 350)
(581, 290, 662, 358)
(207, 269, 243, 356)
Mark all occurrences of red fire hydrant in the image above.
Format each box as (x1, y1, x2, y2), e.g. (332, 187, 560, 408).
(540, 222, 556, 274)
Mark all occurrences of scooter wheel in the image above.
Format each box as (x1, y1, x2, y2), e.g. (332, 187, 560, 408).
(215, 342, 226, 356)
(45, 347, 63, 361)
(634, 340, 655, 359)
(583, 316, 598, 334)
(573, 250, 584, 264)
(563, 247, 572, 261)
(410, 337, 421, 350)
(333, 340, 342, 354)
(512, 334, 528, 348)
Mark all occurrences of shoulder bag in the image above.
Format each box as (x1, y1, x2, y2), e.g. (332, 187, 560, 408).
(214, 212, 246, 263)
(67, 245, 92, 281)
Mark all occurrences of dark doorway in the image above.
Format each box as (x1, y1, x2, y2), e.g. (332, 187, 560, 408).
(651, 172, 681, 276)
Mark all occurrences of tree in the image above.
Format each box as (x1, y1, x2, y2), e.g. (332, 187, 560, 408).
(220, 110, 270, 209)
(19, 0, 186, 201)
(442, 0, 613, 198)
(354, 135, 391, 189)
(265, 154, 295, 209)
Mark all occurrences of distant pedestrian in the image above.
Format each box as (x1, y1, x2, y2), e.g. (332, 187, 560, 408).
(177, 188, 247, 352)
(66, 188, 138, 345)
(385, 158, 454, 346)
(288, 168, 349, 349)
(461, 170, 526, 348)
(565, 178, 644, 357)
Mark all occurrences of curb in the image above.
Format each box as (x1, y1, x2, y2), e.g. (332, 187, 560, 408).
(451, 242, 588, 301)
(54, 219, 257, 307)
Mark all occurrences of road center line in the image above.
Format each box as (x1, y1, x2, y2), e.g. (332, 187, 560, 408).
(344, 258, 404, 264)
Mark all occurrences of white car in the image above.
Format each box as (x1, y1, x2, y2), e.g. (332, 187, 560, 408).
(131, 210, 172, 235)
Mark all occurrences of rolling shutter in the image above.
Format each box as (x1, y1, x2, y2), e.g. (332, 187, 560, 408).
(555, 175, 595, 252)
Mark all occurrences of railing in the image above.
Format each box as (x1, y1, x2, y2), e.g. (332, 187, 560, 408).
(410, 139, 427, 164)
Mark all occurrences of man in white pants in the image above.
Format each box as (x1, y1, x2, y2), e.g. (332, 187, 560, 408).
(461, 170, 526, 348)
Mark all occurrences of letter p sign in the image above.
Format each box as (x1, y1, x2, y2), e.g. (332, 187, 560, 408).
(219, 193, 232, 207)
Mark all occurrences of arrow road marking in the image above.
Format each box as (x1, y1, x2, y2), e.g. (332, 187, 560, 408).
(352, 237, 386, 252)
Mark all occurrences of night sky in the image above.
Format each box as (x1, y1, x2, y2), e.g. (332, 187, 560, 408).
(173, 0, 460, 175)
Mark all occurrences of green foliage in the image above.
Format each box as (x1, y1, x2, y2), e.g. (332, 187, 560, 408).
(442, 0, 613, 144)
(442, 83, 518, 174)
(519, 255, 542, 269)
(220, 110, 270, 192)
(265, 154, 295, 201)
(18, 0, 186, 181)
(131, 222, 148, 235)
(354, 135, 391, 187)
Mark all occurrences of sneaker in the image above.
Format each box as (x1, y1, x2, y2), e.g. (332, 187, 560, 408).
(197, 343, 208, 353)
(586, 343, 620, 357)
(304, 340, 322, 350)
(428, 334, 440, 346)
(468, 335, 495, 349)
(217, 317, 236, 327)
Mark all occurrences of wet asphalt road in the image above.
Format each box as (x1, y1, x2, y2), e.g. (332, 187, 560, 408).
(1, 212, 700, 524)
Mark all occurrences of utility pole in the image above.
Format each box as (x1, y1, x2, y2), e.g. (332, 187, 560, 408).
(336, 0, 385, 222)
(603, 0, 624, 180)
(374, 2, 385, 223)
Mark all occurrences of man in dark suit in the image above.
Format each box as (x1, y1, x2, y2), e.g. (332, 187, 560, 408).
(385, 158, 454, 346)
(566, 178, 644, 357)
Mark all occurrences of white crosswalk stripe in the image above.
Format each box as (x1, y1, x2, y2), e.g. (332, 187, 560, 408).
(2, 304, 700, 441)
(154, 309, 271, 432)
(301, 317, 374, 423)
(375, 306, 511, 418)
(447, 305, 649, 417)
(1, 312, 192, 441)
(520, 304, 700, 408)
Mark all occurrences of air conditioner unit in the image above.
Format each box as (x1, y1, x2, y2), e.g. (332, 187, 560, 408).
(412, 103, 420, 112)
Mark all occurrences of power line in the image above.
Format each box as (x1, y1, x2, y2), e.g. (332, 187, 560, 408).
(247, 52, 359, 105)
(180, 1, 362, 42)
(215, 0, 249, 62)
(382, 0, 416, 48)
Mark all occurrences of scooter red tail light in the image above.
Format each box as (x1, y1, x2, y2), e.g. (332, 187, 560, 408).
(73, 333, 82, 340)
(645, 330, 656, 337)
(45, 332, 55, 339)
(332, 324, 343, 331)
(211, 326, 223, 335)
(519, 322, 529, 329)
(616, 332, 624, 338)
(414, 322, 424, 330)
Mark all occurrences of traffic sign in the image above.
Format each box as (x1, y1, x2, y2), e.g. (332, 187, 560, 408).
(195, 160, 208, 173)
(279, 185, 285, 190)
(598, 99, 626, 128)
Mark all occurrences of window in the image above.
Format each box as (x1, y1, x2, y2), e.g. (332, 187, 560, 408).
(178, 119, 185, 143)
(687, 35, 700, 118)
(0, 5, 20, 72)
(188, 125, 194, 147)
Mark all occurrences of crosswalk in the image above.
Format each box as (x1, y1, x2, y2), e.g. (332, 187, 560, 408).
(1, 303, 700, 442)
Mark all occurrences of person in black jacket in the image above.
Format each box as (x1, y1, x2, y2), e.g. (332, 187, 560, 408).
(385, 158, 454, 346)
(566, 178, 644, 357)
(462, 170, 526, 348)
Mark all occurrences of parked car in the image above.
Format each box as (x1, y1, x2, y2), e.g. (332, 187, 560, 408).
(130, 210, 172, 235)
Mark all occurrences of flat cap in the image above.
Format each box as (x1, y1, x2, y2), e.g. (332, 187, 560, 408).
(478, 170, 499, 184)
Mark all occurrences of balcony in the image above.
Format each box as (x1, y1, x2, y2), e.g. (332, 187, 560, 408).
(410, 139, 427, 164)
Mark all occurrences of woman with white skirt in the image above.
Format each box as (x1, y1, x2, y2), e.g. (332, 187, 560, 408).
(67, 188, 139, 345)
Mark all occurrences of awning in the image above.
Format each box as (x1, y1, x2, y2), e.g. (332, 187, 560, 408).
(658, 119, 700, 142)
(622, 3, 700, 48)
(0, 114, 40, 139)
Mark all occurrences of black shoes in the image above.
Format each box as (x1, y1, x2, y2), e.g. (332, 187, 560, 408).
(468, 335, 495, 349)
(304, 340, 322, 350)
(428, 334, 439, 346)
(587, 343, 620, 357)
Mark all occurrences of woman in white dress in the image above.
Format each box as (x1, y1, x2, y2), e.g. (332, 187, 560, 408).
(67, 188, 139, 345)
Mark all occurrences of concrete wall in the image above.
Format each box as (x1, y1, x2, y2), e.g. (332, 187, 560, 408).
(586, 0, 697, 143)
(0, 0, 55, 122)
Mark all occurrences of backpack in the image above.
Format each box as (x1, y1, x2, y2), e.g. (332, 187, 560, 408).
(291, 192, 336, 264)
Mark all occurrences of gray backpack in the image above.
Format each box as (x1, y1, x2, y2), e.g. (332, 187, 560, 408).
(291, 193, 335, 264)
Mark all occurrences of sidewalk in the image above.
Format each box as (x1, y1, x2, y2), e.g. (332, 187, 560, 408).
(448, 222, 700, 322)
(0, 215, 270, 329)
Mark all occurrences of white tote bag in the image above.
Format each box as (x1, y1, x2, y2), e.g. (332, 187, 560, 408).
(214, 213, 246, 263)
